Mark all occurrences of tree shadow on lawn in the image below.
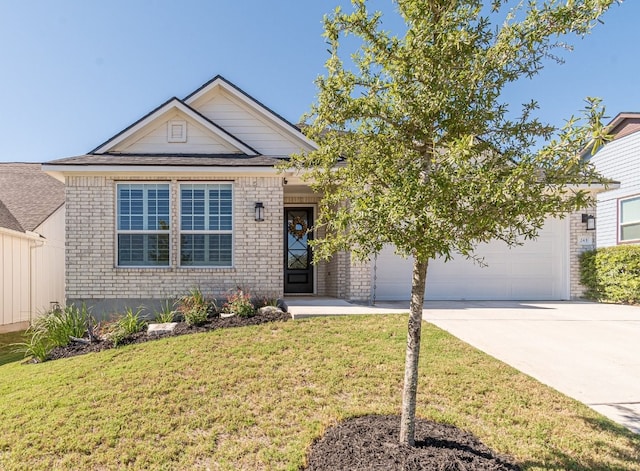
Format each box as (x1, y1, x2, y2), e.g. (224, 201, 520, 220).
(519, 414, 640, 471)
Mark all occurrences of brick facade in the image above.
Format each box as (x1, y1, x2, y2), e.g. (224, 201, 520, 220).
(66, 175, 284, 314)
(569, 207, 596, 299)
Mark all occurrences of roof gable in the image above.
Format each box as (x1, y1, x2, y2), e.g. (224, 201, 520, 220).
(0, 163, 65, 232)
(606, 112, 640, 141)
(92, 98, 258, 155)
(185, 75, 317, 155)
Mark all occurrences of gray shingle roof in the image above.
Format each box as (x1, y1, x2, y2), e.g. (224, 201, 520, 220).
(0, 163, 65, 233)
(46, 154, 285, 167)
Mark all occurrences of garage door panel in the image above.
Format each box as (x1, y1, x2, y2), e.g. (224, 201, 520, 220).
(373, 217, 568, 301)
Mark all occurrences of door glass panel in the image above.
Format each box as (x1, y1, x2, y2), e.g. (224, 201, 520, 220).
(287, 211, 309, 269)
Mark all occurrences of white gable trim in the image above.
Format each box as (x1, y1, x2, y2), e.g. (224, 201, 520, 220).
(185, 76, 317, 152)
(92, 98, 259, 156)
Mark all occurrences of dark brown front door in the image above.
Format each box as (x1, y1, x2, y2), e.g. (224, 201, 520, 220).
(284, 208, 314, 294)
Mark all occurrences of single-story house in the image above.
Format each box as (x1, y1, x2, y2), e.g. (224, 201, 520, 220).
(43, 75, 599, 315)
(585, 112, 640, 248)
(0, 163, 65, 332)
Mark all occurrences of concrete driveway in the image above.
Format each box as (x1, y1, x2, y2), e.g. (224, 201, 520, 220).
(287, 298, 640, 433)
(413, 300, 640, 434)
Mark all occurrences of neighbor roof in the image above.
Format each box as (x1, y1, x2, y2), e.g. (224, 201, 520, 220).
(0, 163, 65, 233)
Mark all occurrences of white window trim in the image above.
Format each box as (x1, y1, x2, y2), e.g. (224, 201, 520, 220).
(115, 182, 171, 268)
(619, 194, 640, 243)
(178, 182, 234, 268)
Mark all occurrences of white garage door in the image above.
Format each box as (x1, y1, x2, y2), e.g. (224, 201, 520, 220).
(373, 217, 569, 301)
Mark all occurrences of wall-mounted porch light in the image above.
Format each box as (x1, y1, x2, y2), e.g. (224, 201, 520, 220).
(582, 214, 596, 231)
(255, 202, 264, 222)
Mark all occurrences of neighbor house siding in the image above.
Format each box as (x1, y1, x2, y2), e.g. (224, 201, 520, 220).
(591, 131, 640, 247)
(66, 174, 283, 315)
(0, 231, 30, 328)
(32, 205, 65, 313)
(0, 209, 64, 331)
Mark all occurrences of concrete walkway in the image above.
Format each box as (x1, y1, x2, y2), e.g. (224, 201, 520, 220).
(285, 298, 640, 434)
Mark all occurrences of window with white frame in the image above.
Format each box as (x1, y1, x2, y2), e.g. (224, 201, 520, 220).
(117, 183, 170, 266)
(620, 196, 640, 242)
(180, 183, 233, 266)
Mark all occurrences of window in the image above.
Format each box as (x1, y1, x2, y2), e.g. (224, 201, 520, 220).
(620, 196, 640, 242)
(117, 183, 170, 266)
(180, 183, 233, 266)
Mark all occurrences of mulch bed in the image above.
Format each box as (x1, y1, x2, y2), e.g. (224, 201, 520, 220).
(304, 415, 521, 471)
(47, 309, 291, 361)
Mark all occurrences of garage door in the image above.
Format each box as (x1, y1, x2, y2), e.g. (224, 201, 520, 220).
(373, 217, 569, 301)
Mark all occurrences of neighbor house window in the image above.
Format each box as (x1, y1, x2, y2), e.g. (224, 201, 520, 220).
(117, 183, 170, 266)
(620, 196, 640, 242)
(180, 183, 233, 266)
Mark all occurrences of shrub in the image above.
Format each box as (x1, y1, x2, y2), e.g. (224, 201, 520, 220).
(111, 307, 147, 347)
(154, 300, 176, 323)
(13, 304, 94, 362)
(177, 287, 211, 326)
(33, 304, 94, 347)
(580, 245, 640, 304)
(12, 330, 50, 363)
(224, 287, 255, 318)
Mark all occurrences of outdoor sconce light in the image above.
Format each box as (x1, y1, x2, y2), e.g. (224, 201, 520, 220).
(582, 214, 596, 231)
(255, 202, 264, 222)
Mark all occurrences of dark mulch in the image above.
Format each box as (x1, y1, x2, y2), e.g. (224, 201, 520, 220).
(47, 310, 290, 361)
(304, 415, 521, 471)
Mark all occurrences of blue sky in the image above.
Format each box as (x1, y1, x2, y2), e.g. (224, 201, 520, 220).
(0, 0, 637, 163)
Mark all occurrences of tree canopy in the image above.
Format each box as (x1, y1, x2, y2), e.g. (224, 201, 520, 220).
(286, 0, 621, 445)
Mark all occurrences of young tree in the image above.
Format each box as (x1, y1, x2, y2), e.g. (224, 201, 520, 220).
(287, 0, 620, 446)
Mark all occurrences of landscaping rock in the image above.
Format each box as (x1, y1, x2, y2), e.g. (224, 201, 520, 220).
(257, 306, 283, 316)
(147, 322, 178, 335)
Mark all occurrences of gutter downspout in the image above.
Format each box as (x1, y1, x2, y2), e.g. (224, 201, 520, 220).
(27, 232, 46, 325)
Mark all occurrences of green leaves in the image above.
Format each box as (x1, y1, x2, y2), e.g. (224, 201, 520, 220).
(287, 0, 619, 265)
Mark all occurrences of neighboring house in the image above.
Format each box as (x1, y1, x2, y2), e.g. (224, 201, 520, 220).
(586, 112, 640, 248)
(0, 163, 65, 332)
(43, 75, 597, 315)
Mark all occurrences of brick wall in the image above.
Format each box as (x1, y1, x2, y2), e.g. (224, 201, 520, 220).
(66, 175, 284, 313)
(569, 207, 596, 299)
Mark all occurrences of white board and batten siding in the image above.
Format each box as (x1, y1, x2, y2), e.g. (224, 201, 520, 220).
(0, 206, 65, 329)
(0, 231, 31, 326)
(591, 132, 640, 248)
(373, 217, 569, 301)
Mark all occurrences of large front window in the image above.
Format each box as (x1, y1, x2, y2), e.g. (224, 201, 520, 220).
(117, 183, 170, 266)
(180, 183, 233, 266)
(620, 196, 640, 243)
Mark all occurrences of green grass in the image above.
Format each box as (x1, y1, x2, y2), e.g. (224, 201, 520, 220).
(0, 330, 26, 366)
(0, 316, 638, 470)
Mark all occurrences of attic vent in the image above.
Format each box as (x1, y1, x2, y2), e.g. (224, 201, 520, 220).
(167, 120, 187, 143)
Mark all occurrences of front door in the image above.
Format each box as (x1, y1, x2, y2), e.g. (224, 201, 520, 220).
(284, 208, 314, 294)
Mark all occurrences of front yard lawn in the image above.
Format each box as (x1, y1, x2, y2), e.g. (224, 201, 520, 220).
(0, 315, 637, 470)
(0, 330, 25, 366)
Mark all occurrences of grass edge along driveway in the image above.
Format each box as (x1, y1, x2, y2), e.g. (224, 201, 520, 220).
(0, 315, 638, 470)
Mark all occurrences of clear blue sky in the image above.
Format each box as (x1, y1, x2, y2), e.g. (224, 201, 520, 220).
(0, 0, 637, 163)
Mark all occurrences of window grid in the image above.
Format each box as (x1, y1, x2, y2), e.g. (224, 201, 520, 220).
(180, 183, 233, 267)
(116, 183, 170, 266)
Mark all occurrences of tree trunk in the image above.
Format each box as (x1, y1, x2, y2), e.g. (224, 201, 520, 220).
(399, 257, 429, 446)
